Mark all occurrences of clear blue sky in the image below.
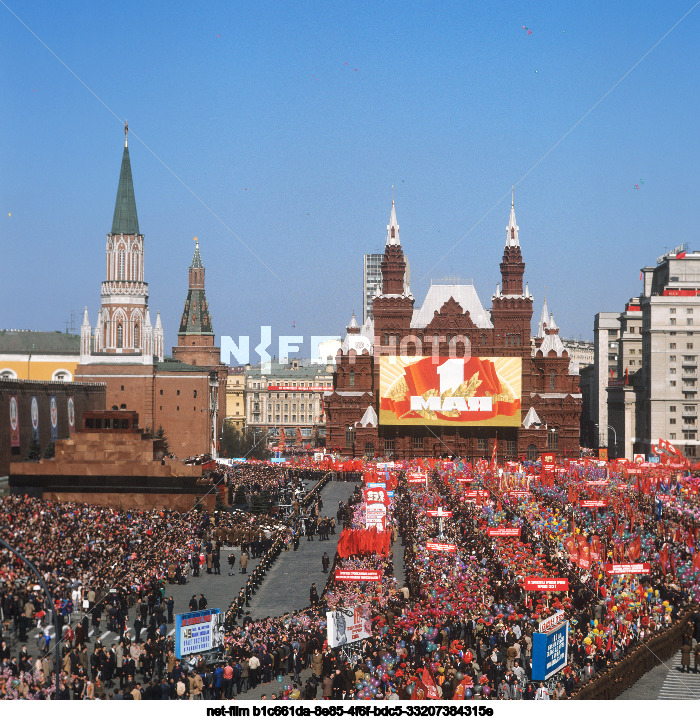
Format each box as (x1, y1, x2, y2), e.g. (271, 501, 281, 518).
(2, 0, 699, 354)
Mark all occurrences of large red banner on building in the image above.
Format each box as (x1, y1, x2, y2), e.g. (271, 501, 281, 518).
(523, 577, 569, 591)
(426, 542, 457, 553)
(379, 356, 522, 427)
(334, 570, 382, 582)
(581, 500, 607, 508)
(487, 527, 521, 537)
(267, 385, 332, 391)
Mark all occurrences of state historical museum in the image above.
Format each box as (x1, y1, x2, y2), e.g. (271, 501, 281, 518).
(324, 198, 581, 461)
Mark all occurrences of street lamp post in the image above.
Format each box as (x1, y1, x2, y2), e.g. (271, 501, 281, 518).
(594, 423, 618, 457)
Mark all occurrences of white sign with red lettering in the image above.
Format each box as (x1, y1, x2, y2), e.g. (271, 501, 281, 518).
(487, 527, 521, 537)
(408, 472, 428, 484)
(426, 508, 453, 517)
(335, 570, 382, 582)
(538, 610, 566, 633)
(605, 563, 650, 575)
(426, 541, 457, 553)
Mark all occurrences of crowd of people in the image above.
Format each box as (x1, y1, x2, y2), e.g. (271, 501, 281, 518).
(2, 456, 700, 701)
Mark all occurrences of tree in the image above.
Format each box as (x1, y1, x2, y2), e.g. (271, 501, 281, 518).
(220, 424, 270, 461)
(250, 489, 271, 515)
(26, 436, 41, 461)
(233, 484, 248, 507)
(155, 426, 170, 454)
(42, 441, 55, 459)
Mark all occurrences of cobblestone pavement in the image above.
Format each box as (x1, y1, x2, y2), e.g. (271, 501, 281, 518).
(618, 648, 700, 700)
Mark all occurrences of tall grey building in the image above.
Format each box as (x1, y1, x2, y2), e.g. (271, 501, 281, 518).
(638, 247, 699, 458)
(603, 245, 700, 460)
(363, 253, 383, 323)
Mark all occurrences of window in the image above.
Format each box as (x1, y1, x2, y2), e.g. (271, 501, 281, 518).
(670, 356, 676, 362)
(134, 324, 139, 348)
(117, 324, 123, 348)
(177, 389, 180, 396)
(160, 389, 163, 395)
(346, 425, 356, 447)
(477, 438, 487, 452)
(670, 368, 676, 374)
(412, 435, 423, 450)
(684, 431, 697, 440)
(550, 371, 556, 390)
(121, 385, 124, 391)
(670, 418, 676, 424)
(684, 356, 696, 362)
(505, 440, 516, 457)
(671, 381, 677, 386)
(671, 318, 677, 326)
(177, 406, 180, 411)
(670, 406, 677, 412)
(547, 428, 558, 450)
(118, 250, 125, 280)
(689, 308, 694, 314)
(671, 308, 677, 314)
(670, 343, 677, 349)
(689, 343, 695, 349)
(670, 433, 677, 439)
(689, 319, 695, 326)
(194, 390, 197, 398)
(349, 371, 355, 388)
(630, 360, 635, 366)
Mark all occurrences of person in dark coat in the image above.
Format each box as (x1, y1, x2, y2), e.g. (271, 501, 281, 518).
(681, 637, 692, 672)
(309, 584, 319, 606)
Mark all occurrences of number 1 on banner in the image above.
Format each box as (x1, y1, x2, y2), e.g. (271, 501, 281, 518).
(437, 359, 464, 395)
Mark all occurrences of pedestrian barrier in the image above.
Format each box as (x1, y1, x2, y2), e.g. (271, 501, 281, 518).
(571, 608, 694, 699)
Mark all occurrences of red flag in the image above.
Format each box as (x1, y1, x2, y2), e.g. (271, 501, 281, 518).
(421, 668, 439, 699)
(491, 438, 498, 468)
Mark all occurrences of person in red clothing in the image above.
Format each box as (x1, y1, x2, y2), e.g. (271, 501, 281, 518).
(223, 660, 234, 699)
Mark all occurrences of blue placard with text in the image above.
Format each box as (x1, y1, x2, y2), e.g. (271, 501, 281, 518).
(174, 608, 221, 659)
(531, 621, 569, 680)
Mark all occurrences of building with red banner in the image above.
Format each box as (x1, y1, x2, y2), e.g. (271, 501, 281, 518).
(324, 197, 581, 461)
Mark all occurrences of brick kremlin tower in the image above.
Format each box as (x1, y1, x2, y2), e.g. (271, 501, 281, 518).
(79, 122, 163, 364)
(171, 239, 219, 367)
(75, 129, 226, 459)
